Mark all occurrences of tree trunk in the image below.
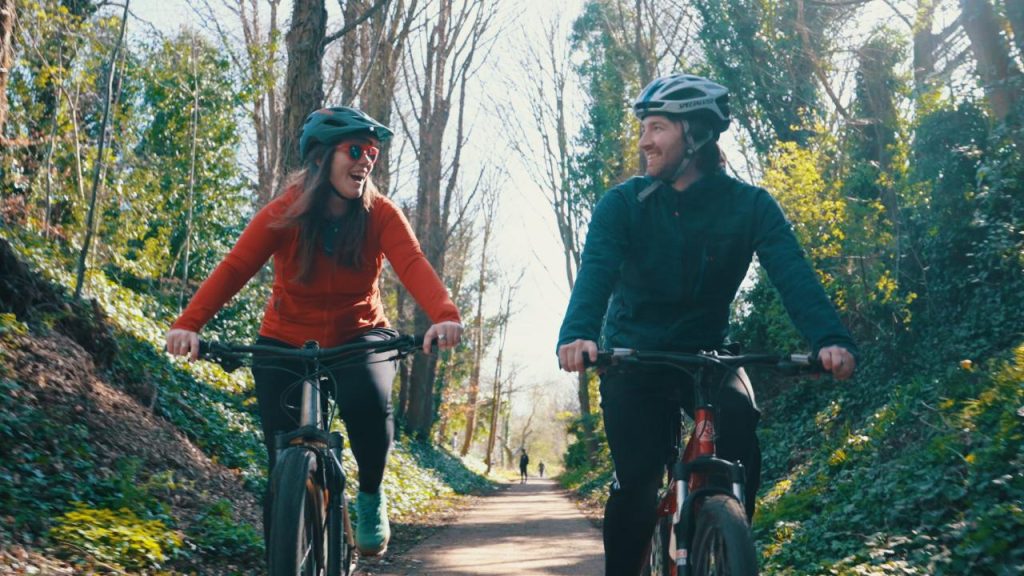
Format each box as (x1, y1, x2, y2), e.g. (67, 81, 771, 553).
(179, 37, 201, 310)
(281, 0, 327, 173)
(403, 0, 494, 439)
(0, 0, 15, 136)
(362, 0, 417, 196)
(1003, 0, 1024, 61)
(394, 280, 411, 432)
(406, 308, 438, 440)
(459, 190, 495, 456)
(912, 1, 938, 94)
(234, 0, 283, 205)
(960, 0, 1022, 126)
(483, 290, 511, 474)
(74, 1, 129, 299)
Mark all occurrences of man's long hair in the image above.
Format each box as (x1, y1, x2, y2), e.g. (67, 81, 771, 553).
(679, 115, 724, 174)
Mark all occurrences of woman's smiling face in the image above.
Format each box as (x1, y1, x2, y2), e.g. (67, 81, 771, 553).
(329, 136, 380, 200)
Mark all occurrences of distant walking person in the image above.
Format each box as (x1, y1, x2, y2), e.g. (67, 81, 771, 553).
(538, 461, 546, 478)
(519, 451, 530, 483)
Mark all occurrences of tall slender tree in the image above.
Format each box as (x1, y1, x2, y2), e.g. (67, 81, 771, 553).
(0, 0, 14, 136)
(74, 0, 129, 298)
(459, 185, 497, 455)
(401, 0, 498, 439)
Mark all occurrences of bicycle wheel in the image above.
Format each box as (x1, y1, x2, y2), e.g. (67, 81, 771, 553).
(326, 488, 354, 576)
(645, 511, 676, 576)
(690, 495, 758, 576)
(268, 447, 326, 576)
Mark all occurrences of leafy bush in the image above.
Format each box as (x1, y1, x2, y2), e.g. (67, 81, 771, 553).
(49, 504, 183, 570)
(188, 499, 263, 562)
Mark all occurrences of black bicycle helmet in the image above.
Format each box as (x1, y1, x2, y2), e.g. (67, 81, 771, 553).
(633, 74, 731, 134)
(298, 106, 394, 160)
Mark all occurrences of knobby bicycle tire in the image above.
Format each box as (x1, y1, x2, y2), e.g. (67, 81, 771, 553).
(326, 486, 354, 576)
(644, 510, 676, 576)
(269, 448, 326, 576)
(690, 495, 758, 576)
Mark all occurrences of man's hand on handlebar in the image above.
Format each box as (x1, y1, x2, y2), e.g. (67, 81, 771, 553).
(166, 328, 200, 362)
(558, 339, 598, 373)
(817, 345, 855, 380)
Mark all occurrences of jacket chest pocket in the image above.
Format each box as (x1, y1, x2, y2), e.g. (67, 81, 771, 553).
(629, 235, 686, 301)
(693, 232, 750, 301)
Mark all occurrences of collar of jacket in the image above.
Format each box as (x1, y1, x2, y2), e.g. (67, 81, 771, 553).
(636, 168, 728, 203)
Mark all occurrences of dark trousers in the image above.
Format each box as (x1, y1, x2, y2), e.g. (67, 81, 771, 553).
(600, 365, 761, 576)
(250, 328, 398, 545)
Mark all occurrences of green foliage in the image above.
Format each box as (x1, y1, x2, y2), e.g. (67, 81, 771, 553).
(557, 408, 612, 509)
(49, 504, 182, 570)
(762, 141, 847, 263)
(692, 0, 851, 152)
(0, 375, 98, 534)
(188, 499, 263, 562)
(753, 346, 1024, 575)
(569, 0, 639, 214)
(113, 32, 249, 282)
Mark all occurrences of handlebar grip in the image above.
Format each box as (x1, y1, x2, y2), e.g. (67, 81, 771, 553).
(778, 353, 825, 374)
(197, 340, 243, 372)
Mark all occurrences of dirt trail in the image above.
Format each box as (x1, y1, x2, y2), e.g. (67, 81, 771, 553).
(361, 478, 604, 575)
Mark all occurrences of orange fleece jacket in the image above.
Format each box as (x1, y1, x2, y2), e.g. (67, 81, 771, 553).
(172, 189, 460, 347)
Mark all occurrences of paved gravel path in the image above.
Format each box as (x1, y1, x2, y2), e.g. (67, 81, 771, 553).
(362, 478, 604, 575)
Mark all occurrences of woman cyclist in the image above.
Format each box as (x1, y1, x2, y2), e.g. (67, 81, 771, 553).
(165, 106, 463, 558)
(557, 74, 857, 575)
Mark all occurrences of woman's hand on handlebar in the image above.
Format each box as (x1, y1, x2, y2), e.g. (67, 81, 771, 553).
(818, 345, 855, 380)
(558, 339, 598, 373)
(166, 328, 200, 362)
(424, 321, 463, 353)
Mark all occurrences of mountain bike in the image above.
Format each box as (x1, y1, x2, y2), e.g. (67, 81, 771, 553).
(198, 333, 425, 576)
(588, 347, 821, 576)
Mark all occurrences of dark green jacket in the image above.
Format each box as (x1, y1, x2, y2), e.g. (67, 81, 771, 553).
(557, 171, 857, 355)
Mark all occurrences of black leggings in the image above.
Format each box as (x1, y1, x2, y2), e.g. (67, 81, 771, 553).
(251, 328, 397, 521)
(599, 365, 761, 576)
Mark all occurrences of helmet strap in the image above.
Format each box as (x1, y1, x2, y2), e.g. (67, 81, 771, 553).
(665, 119, 714, 185)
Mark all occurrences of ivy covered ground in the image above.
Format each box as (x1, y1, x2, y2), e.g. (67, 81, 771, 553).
(560, 350, 1024, 575)
(0, 235, 493, 574)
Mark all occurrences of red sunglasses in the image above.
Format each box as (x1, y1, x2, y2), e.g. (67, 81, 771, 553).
(337, 142, 380, 163)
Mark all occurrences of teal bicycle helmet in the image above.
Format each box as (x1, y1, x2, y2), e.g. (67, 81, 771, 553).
(298, 106, 394, 160)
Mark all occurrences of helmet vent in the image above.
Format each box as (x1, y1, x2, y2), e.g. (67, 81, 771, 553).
(664, 87, 705, 101)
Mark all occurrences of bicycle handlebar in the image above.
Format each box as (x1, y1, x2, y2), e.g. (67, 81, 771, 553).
(587, 348, 824, 374)
(198, 334, 426, 373)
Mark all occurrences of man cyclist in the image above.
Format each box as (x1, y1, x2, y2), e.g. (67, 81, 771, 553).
(556, 73, 857, 575)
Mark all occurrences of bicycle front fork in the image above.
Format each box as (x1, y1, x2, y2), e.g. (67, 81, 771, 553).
(668, 459, 747, 574)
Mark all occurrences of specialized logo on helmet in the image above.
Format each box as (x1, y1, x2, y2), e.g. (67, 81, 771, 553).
(633, 73, 731, 130)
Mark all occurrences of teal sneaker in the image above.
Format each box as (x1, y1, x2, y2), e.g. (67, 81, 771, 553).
(355, 489, 390, 556)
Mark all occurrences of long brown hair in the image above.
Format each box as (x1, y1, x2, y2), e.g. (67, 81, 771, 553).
(670, 114, 724, 174)
(272, 141, 379, 283)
